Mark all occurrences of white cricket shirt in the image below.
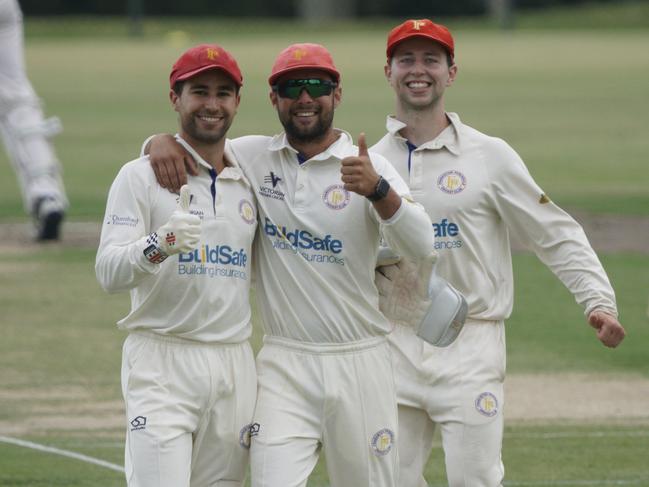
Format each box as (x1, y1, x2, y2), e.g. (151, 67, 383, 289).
(96, 137, 258, 343)
(230, 130, 433, 343)
(372, 113, 617, 321)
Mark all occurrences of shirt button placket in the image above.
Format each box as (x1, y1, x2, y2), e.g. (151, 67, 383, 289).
(295, 164, 307, 210)
(411, 150, 423, 191)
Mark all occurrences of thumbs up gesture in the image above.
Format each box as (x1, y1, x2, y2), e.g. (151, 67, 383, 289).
(154, 184, 202, 257)
(341, 133, 381, 197)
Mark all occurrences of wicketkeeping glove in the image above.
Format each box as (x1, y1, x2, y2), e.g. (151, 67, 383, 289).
(418, 273, 467, 347)
(375, 250, 467, 347)
(375, 254, 433, 328)
(143, 185, 201, 264)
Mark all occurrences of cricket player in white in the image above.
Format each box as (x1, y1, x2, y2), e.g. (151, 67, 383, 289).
(0, 0, 68, 239)
(145, 43, 435, 487)
(96, 44, 257, 487)
(372, 19, 627, 487)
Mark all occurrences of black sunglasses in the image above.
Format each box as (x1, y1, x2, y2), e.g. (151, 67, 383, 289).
(272, 78, 337, 99)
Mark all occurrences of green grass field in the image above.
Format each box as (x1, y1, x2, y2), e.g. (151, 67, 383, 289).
(1, 4, 649, 486)
(1, 249, 648, 485)
(1, 5, 648, 219)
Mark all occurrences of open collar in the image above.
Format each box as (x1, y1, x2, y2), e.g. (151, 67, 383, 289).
(174, 135, 249, 185)
(385, 112, 462, 156)
(267, 129, 354, 163)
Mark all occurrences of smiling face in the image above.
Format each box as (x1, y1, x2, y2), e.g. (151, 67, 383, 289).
(170, 69, 240, 146)
(385, 37, 457, 112)
(270, 68, 341, 145)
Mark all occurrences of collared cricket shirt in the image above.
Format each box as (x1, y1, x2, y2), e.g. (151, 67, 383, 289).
(230, 130, 433, 343)
(372, 113, 617, 321)
(96, 137, 257, 343)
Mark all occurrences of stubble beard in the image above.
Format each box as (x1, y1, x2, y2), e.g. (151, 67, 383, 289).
(279, 105, 334, 143)
(182, 114, 232, 145)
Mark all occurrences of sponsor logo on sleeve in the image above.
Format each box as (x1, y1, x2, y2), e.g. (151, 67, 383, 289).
(106, 214, 139, 227)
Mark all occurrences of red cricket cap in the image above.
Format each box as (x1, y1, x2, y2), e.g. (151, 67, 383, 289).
(268, 43, 340, 86)
(386, 19, 455, 60)
(169, 44, 243, 89)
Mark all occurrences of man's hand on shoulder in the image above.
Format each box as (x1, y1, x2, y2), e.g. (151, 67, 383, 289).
(588, 310, 626, 348)
(148, 134, 198, 193)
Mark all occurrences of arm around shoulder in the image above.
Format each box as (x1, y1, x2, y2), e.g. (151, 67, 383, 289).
(143, 133, 198, 193)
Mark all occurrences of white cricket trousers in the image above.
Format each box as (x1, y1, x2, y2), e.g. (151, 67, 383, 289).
(250, 335, 399, 487)
(390, 321, 506, 487)
(121, 332, 257, 487)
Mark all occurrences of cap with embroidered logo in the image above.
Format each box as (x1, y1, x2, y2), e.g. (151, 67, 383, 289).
(170, 44, 243, 89)
(386, 19, 454, 60)
(269, 43, 340, 86)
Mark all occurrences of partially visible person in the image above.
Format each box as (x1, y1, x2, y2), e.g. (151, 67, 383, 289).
(142, 43, 435, 487)
(96, 44, 257, 487)
(372, 19, 626, 487)
(0, 0, 67, 240)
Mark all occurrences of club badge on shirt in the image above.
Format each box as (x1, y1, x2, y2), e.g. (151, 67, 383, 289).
(322, 184, 351, 210)
(239, 199, 256, 224)
(437, 170, 467, 195)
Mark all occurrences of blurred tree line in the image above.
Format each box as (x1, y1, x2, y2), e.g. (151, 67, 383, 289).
(21, 0, 623, 17)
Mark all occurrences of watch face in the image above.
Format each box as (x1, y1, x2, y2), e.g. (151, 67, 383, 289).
(377, 177, 390, 198)
(368, 176, 390, 202)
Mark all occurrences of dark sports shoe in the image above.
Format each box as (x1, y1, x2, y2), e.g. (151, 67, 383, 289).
(34, 197, 65, 241)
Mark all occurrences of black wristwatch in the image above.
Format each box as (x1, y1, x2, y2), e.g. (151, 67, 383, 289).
(367, 176, 391, 202)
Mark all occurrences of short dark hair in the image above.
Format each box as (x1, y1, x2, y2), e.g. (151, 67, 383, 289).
(443, 51, 454, 68)
(172, 80, 186, 96)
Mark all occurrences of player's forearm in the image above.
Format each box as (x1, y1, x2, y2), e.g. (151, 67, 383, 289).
(370, 188, 402, 220)
(95, 238, 161, 293)
(521, 207, 618, 316)
(545, 239, 618, 317)
(380, 198, 434, 263)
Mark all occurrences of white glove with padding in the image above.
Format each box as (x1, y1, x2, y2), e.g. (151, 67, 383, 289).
(143, 185, 201, 264)
(375, 248, 467, 347)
